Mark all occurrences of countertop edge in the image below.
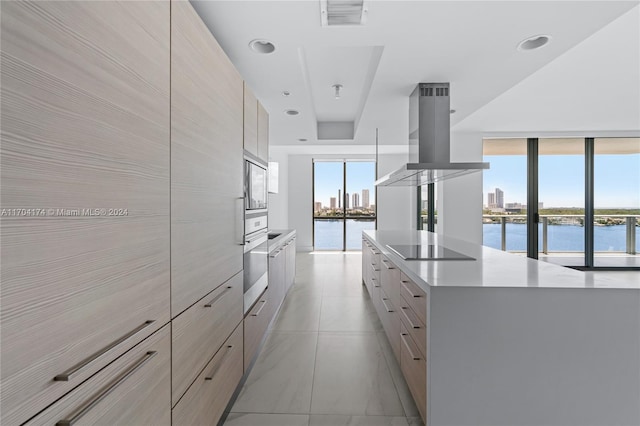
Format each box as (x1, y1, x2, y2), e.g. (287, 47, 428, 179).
(268, 229, 296, 254)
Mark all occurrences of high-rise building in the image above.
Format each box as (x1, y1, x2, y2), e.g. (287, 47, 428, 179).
(352, 193, 359, 208)
(362, 189, 370, 208)
(314, 201, 322, 212)
(330, 197, 336, 209)
(488, 193, 496, 208)
(338, 189, 341, 209)
(345, 193, 350, 209)
(495, 188, 504, 208)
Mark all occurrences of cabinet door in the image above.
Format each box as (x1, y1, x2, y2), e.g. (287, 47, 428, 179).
(285, 236, 297, 292)
(244, 83, 258, 156)
(26, 325, 171, 426)
(0, 2, 170, 424)
(257, 101, 269, 162)
(380, 255, 401, 310)
(171, 0, 244, 316)
(269, 246, 286, 311)
(244, 288, 274, 370)
(400, 322, 427, 423)
(171, 271, 243, 406)
(172, 324, 243, 426)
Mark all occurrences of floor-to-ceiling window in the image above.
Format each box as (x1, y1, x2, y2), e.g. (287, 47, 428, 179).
(313, 160, 376, 251)
(593, 138, 640, 267)
(482, 137, 639, 269)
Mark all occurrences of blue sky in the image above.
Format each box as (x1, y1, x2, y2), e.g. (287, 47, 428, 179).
(483, 153, 640, 208)
(314, 161, 376, 208)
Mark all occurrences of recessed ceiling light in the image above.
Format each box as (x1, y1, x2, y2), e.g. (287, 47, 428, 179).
(517, 35, 551, 51)
(298, 138, 308, 142)
(249, 39, 276, 54)
(285, 109, 299, 116)
(282, 91, 291, 97)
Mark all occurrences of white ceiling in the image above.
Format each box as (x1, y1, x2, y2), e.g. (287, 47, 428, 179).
(191, 1, 640, 151)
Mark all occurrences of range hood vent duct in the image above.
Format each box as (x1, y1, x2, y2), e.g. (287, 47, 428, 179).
(375, 83, 489, 187)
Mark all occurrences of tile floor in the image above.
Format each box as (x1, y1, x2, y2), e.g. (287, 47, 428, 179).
(224, 252, 424, 426)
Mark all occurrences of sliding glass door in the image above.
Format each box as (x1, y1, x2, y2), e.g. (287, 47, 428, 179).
(313, 160, 376, 251)
(483, 137, 639, 269)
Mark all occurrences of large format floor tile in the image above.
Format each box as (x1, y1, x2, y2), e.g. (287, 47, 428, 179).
(310, 332, 404, 416)
(231, 332, 318, 414)
(226, 252, 421, 426)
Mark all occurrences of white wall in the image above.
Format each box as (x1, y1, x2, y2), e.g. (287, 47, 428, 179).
(437, 132, 484, 244)
(377, 152, 415, 231)
(267, 148, 289, 229)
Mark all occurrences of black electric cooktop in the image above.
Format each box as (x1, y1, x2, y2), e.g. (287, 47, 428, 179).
(386, 244, 475, 261)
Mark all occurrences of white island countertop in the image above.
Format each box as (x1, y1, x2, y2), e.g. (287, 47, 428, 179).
(363, 229, 640, 290)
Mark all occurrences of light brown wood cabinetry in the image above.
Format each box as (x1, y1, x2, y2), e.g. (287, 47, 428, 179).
(172, 324, 244, 426)
(380, 255, 401, 307)
(379, 288, 401, 361)
(171, 0, 244, 317)
(244, 83, 259, 157)
(362, 239, 372, 295)
(257, 101, 270, 161)
(244, 288, 275, 370)
(269, 246, 287, 311)
(285, 236, 297, 292)
(400, 322, 427, 421)
(0, 2, 170, 423)
(400, 272, 427, 326)
(25, 325, 172, 426)
(171, 271, 243, 406)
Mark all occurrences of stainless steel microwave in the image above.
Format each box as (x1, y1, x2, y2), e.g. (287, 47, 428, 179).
(245, 158, 267, 211)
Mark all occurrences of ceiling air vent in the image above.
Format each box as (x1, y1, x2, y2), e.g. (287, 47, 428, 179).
(320, 0, 368, 26)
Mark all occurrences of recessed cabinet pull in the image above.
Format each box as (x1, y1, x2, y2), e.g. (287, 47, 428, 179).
(270, 249, 282, 258)
(371, 277, 380, 288)
(381, 260, 395, 270)
(401, 280, 421, 298)
(56, 351, 157, 426)
(251, 299, 267, 317)
(381, 298, 394, 313)
(370, 264, 380, 272)
(401, 333, 421, 361)
(401, 307, 421, 329)
(53, 320, 155, 382)
(204, 345, 235, 381)
(204, 286, 233, 307)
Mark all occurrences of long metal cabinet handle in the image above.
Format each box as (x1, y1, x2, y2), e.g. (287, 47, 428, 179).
(381, 298, 394, 313)
(401, 280, 421, 298)
(251, 299, 267, 317)
(401, 306, 421, 329)
(205, 286, 232, 307)
(54, 320, 155, 382)
(236, 197, 245, 245)
(204, 344, 235, 381)
(381, 259, 395, 270)
(401, 333, 421, 361)
(56, 351, 157, 425)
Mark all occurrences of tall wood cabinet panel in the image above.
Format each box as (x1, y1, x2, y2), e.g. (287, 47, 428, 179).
(243, 83, 259, 157)
(25, 325, 172, 426)
(0, 2, 170, 424)
(171, 0, 244, 316)
(257, 101, 269, 161)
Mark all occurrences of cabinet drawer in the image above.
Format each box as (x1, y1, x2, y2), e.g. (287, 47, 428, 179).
(244, 288, 274, 370)
(399, 304, 427, 360)
(172, 324, 243, 426)
(172, 271, 243, 406)
(400, 322, 427, 423)
(380, 255, 401, 308)
(400, 273, 427, 326)
(379, 288, 400, 361)
(26, 325, 171, 426)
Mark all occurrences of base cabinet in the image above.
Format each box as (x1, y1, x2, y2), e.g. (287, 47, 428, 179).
(172, 324, 243, 426)
(25, 325, 171, 426)
(364, 237, 427, 425)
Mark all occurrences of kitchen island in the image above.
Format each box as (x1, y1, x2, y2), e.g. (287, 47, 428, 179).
(363, 230, 639, 426)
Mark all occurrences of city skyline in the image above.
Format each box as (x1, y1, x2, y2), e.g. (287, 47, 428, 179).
(314, 161, 376, 210)
(483, 153, 640, 208)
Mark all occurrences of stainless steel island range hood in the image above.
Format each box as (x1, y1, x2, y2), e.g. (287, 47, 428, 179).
(375, 83, 489, 186)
